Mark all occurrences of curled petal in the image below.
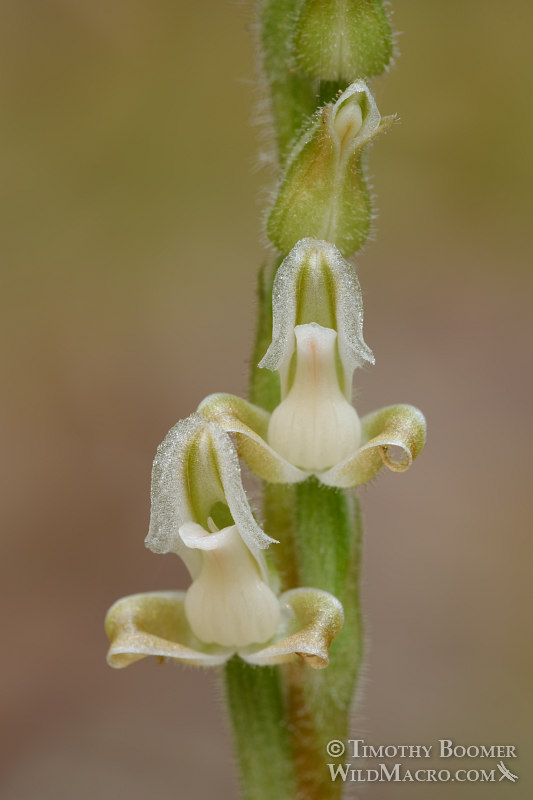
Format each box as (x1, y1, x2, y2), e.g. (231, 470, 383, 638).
(198, 393, 308, 484)
(241, 588, 344, 670)
(320, 404, 427, 488)
(105, 591, 233, 668)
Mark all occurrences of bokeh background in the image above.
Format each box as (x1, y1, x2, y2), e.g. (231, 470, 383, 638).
(2, 1, 532, 798)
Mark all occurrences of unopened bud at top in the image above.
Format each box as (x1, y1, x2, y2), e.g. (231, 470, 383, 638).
(293, 0, 393, 82)
(267, 81, 390, 257)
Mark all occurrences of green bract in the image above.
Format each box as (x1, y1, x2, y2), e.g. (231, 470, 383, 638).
(293, 0, 393, 82)
(199, 393, 426, 487)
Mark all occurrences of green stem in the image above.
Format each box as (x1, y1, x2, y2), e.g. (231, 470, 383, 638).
(225, 658, 296, 800)
(260, 0, 316, 162)
(285, 480, 364, 798)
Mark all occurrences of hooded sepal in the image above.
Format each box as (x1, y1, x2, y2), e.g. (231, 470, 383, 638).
(259, 238, 373, 397)
(146, 413, 275, 576)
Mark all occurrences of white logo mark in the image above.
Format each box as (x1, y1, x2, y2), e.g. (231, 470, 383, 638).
(497, 761, 518, 782)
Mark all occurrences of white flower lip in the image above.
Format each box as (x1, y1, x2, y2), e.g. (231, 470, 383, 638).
(180, 522, 281, 648)
(267, 323, 362, 471)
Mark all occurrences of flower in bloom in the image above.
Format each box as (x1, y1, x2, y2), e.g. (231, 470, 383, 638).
(199, 238, 426, 487)
(105, 414, 344, 669)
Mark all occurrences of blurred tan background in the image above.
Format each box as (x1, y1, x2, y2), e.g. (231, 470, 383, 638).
(1, 1, 532, 798)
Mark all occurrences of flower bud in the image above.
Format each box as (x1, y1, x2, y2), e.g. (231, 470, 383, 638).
(293, 0, 393, 82)
(267, 81, 389, 257)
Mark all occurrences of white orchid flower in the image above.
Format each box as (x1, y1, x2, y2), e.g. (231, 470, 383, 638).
(199, 239, 426, 487)
(105, 414, 344, 669)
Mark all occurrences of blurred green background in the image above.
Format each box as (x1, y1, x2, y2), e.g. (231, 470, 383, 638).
(1, 1, 532, 798)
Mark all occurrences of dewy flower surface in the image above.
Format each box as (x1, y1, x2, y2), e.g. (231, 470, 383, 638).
(105, 414, 344, 668)
(199, 238, 426, 487)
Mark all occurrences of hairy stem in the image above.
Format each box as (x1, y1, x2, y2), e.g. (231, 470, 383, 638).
(225, 658, 296, 800)
(285, 480, 364, 798)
